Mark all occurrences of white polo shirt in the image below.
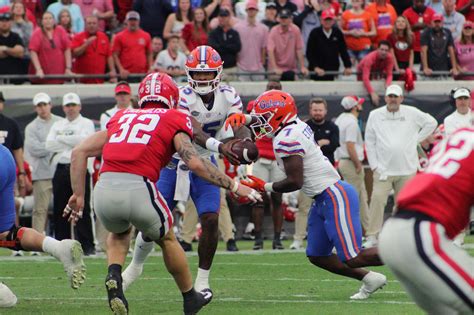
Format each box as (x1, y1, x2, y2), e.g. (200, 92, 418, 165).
(334, 112, 364, 161)
(443, 110, 472, 136)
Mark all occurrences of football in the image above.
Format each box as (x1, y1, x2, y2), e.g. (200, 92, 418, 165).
(231, 139, 259, 164)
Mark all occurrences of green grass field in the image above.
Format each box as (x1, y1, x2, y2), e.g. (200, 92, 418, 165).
(1, 237, 473, 315)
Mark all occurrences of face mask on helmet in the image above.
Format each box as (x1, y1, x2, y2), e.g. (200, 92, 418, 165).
(249, 111, 275, 139)
(185, 45, 224, 95)
(138, 72, 179, 109)
(186, 69, 222, 95)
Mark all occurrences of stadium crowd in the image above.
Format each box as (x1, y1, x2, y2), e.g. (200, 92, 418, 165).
(0, 0, 472, 85)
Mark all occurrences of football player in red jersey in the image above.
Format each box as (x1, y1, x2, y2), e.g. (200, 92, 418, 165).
(379, 127, 474, 314)
(64, 73, 261, 315)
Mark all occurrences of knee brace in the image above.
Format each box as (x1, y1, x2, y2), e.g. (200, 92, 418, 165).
(0, 225, 26, 251)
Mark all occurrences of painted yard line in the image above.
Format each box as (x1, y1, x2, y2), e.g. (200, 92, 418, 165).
(19, 296, 415, 305)
(0, 276, 400, 283)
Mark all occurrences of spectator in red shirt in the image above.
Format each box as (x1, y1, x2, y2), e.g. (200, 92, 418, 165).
(23, 0, 43, 22)
(58, 8, 74, 38)
(115, 0, 133, 23)
(388, 16, 414, 78)
(403, 0, 436, 64)
(29, 11, 72, 84)
(112, 10, 152, 81)
(357, 40, 394, 106)
(72, 15, 116, 83)
(457, 0, 474, 22)
(180, 7, 209, 54)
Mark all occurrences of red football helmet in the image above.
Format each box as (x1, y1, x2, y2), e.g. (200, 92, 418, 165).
(138, 72, 179, 109)
(185, 45, 223, 94)
(250, 90, 298, 139)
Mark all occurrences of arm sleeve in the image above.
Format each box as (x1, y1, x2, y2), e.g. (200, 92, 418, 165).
(338, 30, 352, 68)
(46, 123, 69, 152)
(24, 124, 50, 157)
(364, 114, 378, 170)
(28, 30, 40, 52)
(416, 110, 437, 142)
(361, 57, 375, 94)
(11, 120, 23, 150)
(326, 124, 340, 153)
(274, 138, 306, 158)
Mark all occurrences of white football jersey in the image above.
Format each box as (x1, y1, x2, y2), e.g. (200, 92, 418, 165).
(178, 84, 243, 157)
(273, 118, 340, 197)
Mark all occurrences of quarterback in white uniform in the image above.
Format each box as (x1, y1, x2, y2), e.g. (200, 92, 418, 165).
(122, 46, 248, 302)
(226, 90, 387, 300)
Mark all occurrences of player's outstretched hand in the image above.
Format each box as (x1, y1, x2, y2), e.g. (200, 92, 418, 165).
(236, 183, 262, 204)
(225, 113, 247, 130)
(63, 194, 84, 224)
(240, 175, 266, 193)
(219, 139, 241, 165)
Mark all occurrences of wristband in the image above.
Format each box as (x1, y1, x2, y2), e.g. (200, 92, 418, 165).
(205, 137, 223, 153)
(264, 182, 275, 193)
(231, 181, 239, 193)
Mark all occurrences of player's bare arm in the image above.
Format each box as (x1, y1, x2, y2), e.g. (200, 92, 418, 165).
(189, 115, 241, 165)
(173, 132, 261, 202)
(65, 130, 108, 223)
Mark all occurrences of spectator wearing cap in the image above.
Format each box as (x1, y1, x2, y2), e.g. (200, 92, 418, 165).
(0, 9, 25, 84)
(47, 0, 84, 33)
(24, 93, 63, 236)
(74, 0, 114, 32)
(443, 87, 472, 135)
(262, 2, 278, 29)
(366, 0, 397, 47)
(334, 96, 370, 233)
(208, 8, 241, 81)
(29, 11, 72, 84)
(132, 0, 173, 38)
(420, 13, 459, 78)
(364, 84, 437, 248)
(234, 0, 266, 22)
(180, 7, 209, 54)
(46, 92, 95, 255)
(305, 97, 339, 165)
(153, 35, 186, 79)
(100, 81, 133, 130)
(357, 40, 394, 107)
(72, 15, 116, 84)
(234, 1, 269, 81)
(294, 0, 321, 52)
(457, 0, 474, 23)
(0, 91, 27, 197)
(403, 0, 436, 64)
(306, 10, 352, 81)
(274, 0, 297, 15)
(112, 11, 152, 81)
(454, 21, 474, 80)
(209, 3, 239, 30)
(442, 0, 465, 40)
(267, 9, 308, 81)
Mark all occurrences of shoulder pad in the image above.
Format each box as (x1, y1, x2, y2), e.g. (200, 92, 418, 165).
(179, 86, 196, 110)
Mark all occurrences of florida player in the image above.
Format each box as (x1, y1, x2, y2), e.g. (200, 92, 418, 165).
(0, 145, 86, 308)
(64, 73, 260, 315)
(378, 127, 473, 314)
(226, 90, 387, 299)
(123, 46, 248, 300)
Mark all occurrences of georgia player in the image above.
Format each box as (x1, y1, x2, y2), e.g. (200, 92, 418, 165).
(226, 90, 387, 300)
(123, 45, 249, 300)
(379, 127, 474, 314)
(64, 73, 260, 315)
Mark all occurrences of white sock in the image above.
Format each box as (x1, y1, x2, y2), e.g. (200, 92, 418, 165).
(42, 236, 61, 259)
(131, 232, 153, 266)
(194, 268, 210, 291)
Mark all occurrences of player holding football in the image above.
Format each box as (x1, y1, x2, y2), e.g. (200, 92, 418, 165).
(0, 145, 86, 308)
(378, 126, 473, 314)
(226, 90, 387, 299)
(122, 46, 249, 300)
(64, 72, 261, 315)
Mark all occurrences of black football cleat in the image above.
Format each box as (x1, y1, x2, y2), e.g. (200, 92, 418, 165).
(226, 239, 239, 252)
(183, 288, 213, 315)
(105, 273, 128, 315)
(272, 239, 284, 250)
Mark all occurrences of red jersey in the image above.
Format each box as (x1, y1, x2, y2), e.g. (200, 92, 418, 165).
(101, 108, 193, 182)
(457, 0, 474, 22)
(397, 128, 474, 239)
(112, 28, 151, 73)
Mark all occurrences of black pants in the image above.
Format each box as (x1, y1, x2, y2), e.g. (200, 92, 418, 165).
(52, 164, 95, 253)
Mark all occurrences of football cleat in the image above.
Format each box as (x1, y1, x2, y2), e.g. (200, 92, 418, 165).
(106, 273, 128, 315)
(226, 239, 239, 252)
(58, 240, 86, 289)
(0, 283, 17, 308)
(289, 240, 303, 250)
(350, 271, 387, 300)
(183, 288, 212, 315)
(253, 240, 263, 250)
(121, 263, 143, 292)
(272, 239, 284, 250)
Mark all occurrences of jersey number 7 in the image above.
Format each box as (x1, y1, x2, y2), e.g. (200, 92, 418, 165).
(109, 113, 160, 145)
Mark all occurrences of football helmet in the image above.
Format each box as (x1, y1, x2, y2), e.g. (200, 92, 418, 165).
(185, 45, 223, 94)
(250, 90, 298, 139)
(138, 72, 179, 109)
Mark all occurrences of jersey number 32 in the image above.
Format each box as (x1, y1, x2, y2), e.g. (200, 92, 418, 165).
(109, 113, 160, 145)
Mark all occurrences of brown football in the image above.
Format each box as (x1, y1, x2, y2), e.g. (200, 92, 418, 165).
(231, 140, 259, 164)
